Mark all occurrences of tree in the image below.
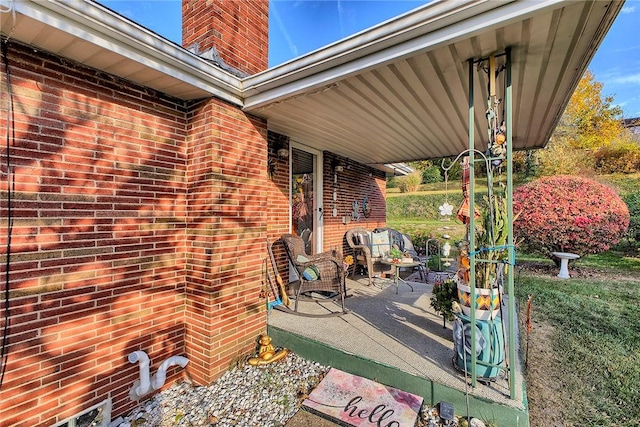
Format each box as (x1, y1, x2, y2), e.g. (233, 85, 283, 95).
(560, 70, 625, 150)
(535, 70, 640, 176)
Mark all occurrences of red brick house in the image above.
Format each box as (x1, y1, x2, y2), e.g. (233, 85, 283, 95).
(0, 0, 623, 425)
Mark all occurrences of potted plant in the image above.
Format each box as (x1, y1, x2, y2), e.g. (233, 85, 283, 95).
(455, 193, 509, 320)
(430, 278, 458, 327)
(389, 247, 403, 263)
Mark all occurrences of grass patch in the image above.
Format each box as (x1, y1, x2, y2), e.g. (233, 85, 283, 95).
(386, 172, 640, 426)
(516, 267, 640, 426)
(387, 219, 467, 251)
(579, 251, 640, 272)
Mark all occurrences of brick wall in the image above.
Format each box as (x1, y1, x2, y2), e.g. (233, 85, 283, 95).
(265, 132, 293, 287)
(182, 0, 269, 75)
(183, 97, 268, 384)
(0, 40, 269, 426)
(0, 37, 387, 427)
(322, 153, 388, 257)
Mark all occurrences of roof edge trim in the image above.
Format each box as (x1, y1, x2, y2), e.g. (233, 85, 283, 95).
(2, 0, 244, 104)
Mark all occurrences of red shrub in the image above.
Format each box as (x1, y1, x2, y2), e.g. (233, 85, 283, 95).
(513, 175, 630, 257)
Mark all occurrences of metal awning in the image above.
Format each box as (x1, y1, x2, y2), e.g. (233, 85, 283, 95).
(1, 0, 624, 165)
(243, 0, 623, 165)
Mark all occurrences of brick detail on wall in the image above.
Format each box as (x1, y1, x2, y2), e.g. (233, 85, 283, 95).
(0, 40, 269, 426)
(322, 153, 388, 257)
(265, 132, 292, 287)
(182, 0, 269, 75)
(184, 98, 268, 385)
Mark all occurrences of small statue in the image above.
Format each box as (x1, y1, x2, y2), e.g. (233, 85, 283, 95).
(442, 241, 451, 257)
(248, 335, 288, 366)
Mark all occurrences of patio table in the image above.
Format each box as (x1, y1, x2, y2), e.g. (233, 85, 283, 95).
(379, 259, 420, 294)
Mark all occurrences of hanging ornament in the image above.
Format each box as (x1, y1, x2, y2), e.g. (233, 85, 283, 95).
(362, 196, 371, 218)
(439, 202, 454, 217)
(438, 168, 453, 221)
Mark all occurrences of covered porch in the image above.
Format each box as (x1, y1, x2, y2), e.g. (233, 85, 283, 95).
(267, 273, 527, 426)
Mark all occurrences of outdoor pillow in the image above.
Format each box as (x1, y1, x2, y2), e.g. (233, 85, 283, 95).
(371, 230, 391, 257)
(297, 255, 320, 280)
(356, 231, 371, 247)
(302, 265, 320, 281)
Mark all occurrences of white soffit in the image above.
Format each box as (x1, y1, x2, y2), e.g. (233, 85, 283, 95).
(0, 0, 624, 167)
(243, 0, 623, 165)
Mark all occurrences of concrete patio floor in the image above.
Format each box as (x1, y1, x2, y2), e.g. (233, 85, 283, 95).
(268, 271, 529, 426)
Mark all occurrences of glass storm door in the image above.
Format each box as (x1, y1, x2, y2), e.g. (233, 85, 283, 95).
(290, 145, 323, 254)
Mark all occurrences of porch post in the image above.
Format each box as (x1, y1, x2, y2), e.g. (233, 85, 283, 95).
(505, 47, 517, 400)
(467, 58, 478, 387)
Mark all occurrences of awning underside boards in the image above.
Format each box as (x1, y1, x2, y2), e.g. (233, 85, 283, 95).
(0, 0, 622, 166)
(243, 0, 622, 165)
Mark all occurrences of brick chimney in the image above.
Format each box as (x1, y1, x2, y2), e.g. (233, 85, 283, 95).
(182, 0, 269, 76)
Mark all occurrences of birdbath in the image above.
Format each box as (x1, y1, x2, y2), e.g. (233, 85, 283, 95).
(551, 252, 580, 279)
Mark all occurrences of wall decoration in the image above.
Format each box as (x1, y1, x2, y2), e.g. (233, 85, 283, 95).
(351, 200, 361, 222)
(362, 196, 371, 218)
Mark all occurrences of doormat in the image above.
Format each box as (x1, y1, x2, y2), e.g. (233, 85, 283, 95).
(302, 368, 423, 427)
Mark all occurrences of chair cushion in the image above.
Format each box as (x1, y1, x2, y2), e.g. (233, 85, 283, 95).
(297, 255, 320, 280)
(302, 265, 320, 280)
(371, 230, 391, 257)
(356, 231, 371, 247)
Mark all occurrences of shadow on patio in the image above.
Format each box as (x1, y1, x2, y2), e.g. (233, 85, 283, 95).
(267, 273, 529, 426)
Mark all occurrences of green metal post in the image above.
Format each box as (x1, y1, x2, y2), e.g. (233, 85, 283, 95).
(505, 47, 517, 399)
(467, 58, 477, 387)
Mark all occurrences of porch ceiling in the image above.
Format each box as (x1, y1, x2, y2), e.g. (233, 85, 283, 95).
(1, 0, 623, 167)
(243, 0, 623, 165)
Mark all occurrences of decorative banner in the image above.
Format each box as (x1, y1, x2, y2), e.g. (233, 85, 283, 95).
(303, 368, 423, 427)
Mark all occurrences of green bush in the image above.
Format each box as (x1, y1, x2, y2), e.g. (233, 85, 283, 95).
(537, 139, 594, 176)
(386, 176, 399, 189)
(421, 164, 443, 183)
(614, 191, 640, 255)
(593, 142, 640, 174)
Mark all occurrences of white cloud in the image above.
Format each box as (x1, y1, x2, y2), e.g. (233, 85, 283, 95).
(611, 73, 640, 86)
(271, 1, 298, 57)
(621, 6, 636, 14)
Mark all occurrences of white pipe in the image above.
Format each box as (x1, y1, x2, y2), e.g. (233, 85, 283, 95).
(151, 355, 189, 390)
(128, 351, 190, 400)
(128, 351, 151, 398)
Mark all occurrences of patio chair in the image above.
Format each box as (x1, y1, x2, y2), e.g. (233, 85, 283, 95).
(345, 227, 376, 285)
(374, 227, 425, 282)
(280, 234, 347, 314)
(346, 227, 425, 284)
(345, 227, 399, 285)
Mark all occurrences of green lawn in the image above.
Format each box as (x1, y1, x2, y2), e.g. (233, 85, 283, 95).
(386, 173, 640, 426)
(515, 261, 640, 426)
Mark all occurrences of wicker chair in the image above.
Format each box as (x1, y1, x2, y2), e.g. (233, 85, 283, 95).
(345, 227, 424, 284)
(345, 227, 376, 285)
(280, 234, 347, 313)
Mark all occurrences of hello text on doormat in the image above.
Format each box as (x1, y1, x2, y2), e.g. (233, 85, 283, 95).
(302, 368, 423, 427)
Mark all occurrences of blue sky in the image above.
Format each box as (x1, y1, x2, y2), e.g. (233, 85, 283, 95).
(100, 0, 640, 118)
